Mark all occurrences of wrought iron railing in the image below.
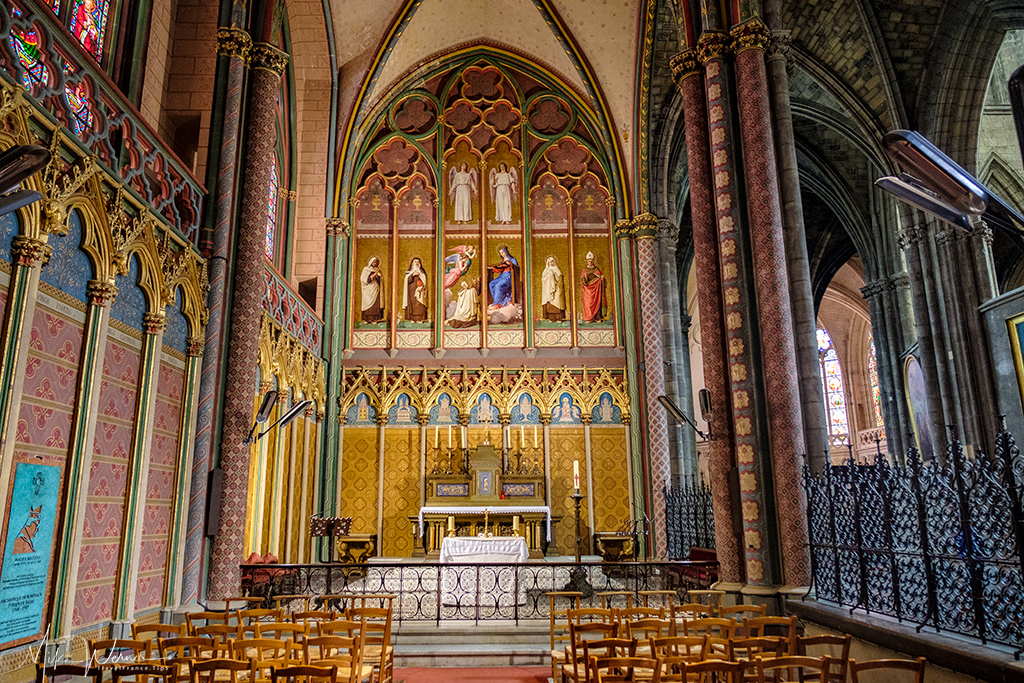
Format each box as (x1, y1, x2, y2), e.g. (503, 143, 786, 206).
(239, 560, 718, 624)
(664, 477, 716, 560)
(804, 427, 1024, 650)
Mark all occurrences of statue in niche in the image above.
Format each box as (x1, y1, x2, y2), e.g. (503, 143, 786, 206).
(360, 256, 385, 323)
(402, 257, 428, 322)
(449, 162, 477, 223)
(490, 162, 518, 224)
(541, 255, 565, 321)
(487, 246, 521, 325)
(580, 252, 606, 323)
(447, 281, 479, 328)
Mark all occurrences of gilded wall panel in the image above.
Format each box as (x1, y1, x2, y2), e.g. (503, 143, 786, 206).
(340, 428, 379, 536)
(590, 427, 631, 533)
(381, 428, 420, 557)
(548, 427, 591, 554)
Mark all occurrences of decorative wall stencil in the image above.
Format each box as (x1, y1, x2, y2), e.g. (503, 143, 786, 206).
(110, 255, 146, 331)
(0, 213, 14, 262)
(436, 483, 470, 497)
(163, 289, 189, 353)
(339, 428, 378, 536)
(347, 55, 618, 350)
(381, 429, 418, 557)
(40, 210, 91, 302)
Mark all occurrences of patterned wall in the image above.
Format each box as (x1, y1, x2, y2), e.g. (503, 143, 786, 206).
(40, 211, 91, 303)
(381, 428, 419, 557)
(590, 428, 631, 535)
(548, 427, 591, 554)
(73, 333, 140, 627)
(339, 428, 379, 538)
(0, 212, 13, 262)
(134, 358, 185, 612)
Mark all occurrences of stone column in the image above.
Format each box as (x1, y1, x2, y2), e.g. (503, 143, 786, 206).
(861, 278, 907, 459)
(670, 48, 743, 584)
(731, 19, 809, 588)
(208, 42, 289, 599)
(634, 214, 672, 557)
(184, 26, 252, 604)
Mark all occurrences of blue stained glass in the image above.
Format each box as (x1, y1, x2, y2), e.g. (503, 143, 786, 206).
(817, 327, 850, 442)
(265, 157, 278, 261)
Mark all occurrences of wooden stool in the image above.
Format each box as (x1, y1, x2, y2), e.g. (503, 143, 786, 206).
(597, 591, 634, 610)
(640, 590, 677, 611)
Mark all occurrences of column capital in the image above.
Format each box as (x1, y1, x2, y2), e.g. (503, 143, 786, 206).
(633, 213, 659, 239)
(250, 43, 290, 76)
(766, 30, 792, 60)
(417, 414, 430, 427)
(613, 218, 634, 241)
(539, 414, 552, 426)
(860, 280, 885, 299)
(897, 226, 928, 251)
(580, 415, 593, 426)
(216, 27, 252, 62)
(86, 279, 118, 307)
(970, 222, 994, 246)
(935, 228, 961, 248)
(657, 218, 680, 244)
(499, 413, 511, 426)
(680, 312, 693, 336)
(696, 31, 732, 64)
(11, 235, 51, 267)
(143, 312, 167, 335)
(326, 217, 350, 237)
(186, 336, 205, 357)
(670, 49, 702, 84)
(730, 18, 771, 55)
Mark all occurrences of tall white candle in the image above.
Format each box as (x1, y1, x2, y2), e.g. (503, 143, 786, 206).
(573, 460, 580, 491)
(520, 424, 524, 449)
(462, 425, 467, 449)
(435, 425, 439, 449)
(448, 425, 452, 448)
(533, 425, 538, 449)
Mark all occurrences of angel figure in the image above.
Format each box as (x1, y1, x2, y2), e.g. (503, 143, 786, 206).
(449, 162, 477, 223)
(443, 245, 478, 318)
(489, 162, 518, 224)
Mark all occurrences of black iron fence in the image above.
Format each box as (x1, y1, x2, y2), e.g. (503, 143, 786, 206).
(239, 560, 718, 624)
(804, 427, 1024, 650)
(665, 476, 716, 560)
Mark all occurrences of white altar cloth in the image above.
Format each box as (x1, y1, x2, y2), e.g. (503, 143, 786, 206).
(418, 505, 551, 541)
(439, 536, 529, 564)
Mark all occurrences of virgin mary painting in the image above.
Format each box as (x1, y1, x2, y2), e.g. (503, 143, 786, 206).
(487, 246, 519, 309)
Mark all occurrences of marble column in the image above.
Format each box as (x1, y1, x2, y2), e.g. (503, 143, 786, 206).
(731, 19, 809, 588)
(670, 48, 743, 583)
(208, 42, 289, 599)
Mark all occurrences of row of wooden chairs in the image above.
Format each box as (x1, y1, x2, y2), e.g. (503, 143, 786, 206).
(38, 660, 364, 683)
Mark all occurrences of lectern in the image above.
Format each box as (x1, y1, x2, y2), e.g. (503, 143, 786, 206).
(310, 516, 353, 562)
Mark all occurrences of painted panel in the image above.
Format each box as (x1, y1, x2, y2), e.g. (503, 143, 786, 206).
(134, 361, 184, 612)
(339, 428, 379, 538)
(110, 255, 146, 332)
(590, 427, 631, 534)
(73, 337, 140, 627)
(381, 428, 418, 557)
(548, 428, 591, 554)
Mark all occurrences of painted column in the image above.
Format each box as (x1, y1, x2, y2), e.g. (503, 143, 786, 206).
(113, 312, 165, 633)
(285, 394, 301, 561)
(298, 404, 314, 562)
(633, 215, 671, 557)
(208, 42, 290, 599)
(731, 19, 809, 588)
(183, 26, 252, 605)
(165, 336, 204, 616)
(322, 219, 349, 518)
(51, 279, 115, 638)
(699, 29, 774, 586)
(670, 49, 743, 584)
(376, 414, 387, 557)
(268, 392, 289, 554)
(582, 415, 595, 550)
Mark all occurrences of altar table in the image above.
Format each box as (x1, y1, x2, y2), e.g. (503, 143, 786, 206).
(439, 536, 529, 607)
(439, 536, 529, 563)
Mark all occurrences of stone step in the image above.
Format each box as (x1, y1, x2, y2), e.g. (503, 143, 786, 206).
(391, 620, 552, 668)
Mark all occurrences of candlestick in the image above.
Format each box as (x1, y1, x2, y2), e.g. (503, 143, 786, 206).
(573, 460, 580, 492)
(447, 515, 455, 537)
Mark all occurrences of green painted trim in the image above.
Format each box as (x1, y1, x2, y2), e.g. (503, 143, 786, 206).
(114, 330, 161, 619)
(0, 263, 32, 445)
(50, 301, 107, 634)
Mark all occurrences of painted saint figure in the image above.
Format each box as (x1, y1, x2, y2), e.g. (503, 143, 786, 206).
(488, 246, 519, 308)
(580, 251, 606, 323)
(443, 245, 476, 290)
(447, 281, 479, 328)
(541, 255, 565, 321)
(360, 256, 384, 323)
(489, 162, 518, 224)
(552, 393, 581, 423)
(402, 257, 428, 321)
(449, 162, 477, 223)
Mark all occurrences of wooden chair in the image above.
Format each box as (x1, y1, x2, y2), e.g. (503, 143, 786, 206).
(224, 596, 265, 611)
(756, 656, 831, 683)
(87, 639, 150, 669)
(230, 637, 289, 665)
(36, 663, 102, 683)
(795, 635, 850, 683)
(614, 607, 665, 628)
(349, 606, 394, 683)
(625, 618, 671, 656)
(293, 610, 337, 625)
(743, 616, 797, 653)
(598, 591, 635, 610)
(318, 594, 350, 614)
(728, 636, 787, 662)
(567, 607, 615, 624)
(188, 658, 256, 683)
(651, 635, 709, 682)
(849, 657, 926, 683)
(272, 665, 339, 683)
(589, 655, 663, 683)
(256, 621, 310, 642)
(246, 639, 304, 683)
(547, 591, 583, 683)
(678, 617, 735, 639)
(344, 594, 397, 611)
(184, 611, 231, 635)
(686, 589, 726, 612)
(669, 603, 714, 635)
(640, 590, 678, 612)
(317, 619, 362, 639)
(721, 604, 767, 634)
(110, 663, 176, 683)
(132, 624, 184, 646)
(562, 621, 619, 683)
(575, 638, 636, 683)
(158, 636, 223, 683)
(275, 595, 313, 614)
(677, 660, 745, 683)
(304, 635, 372, 683)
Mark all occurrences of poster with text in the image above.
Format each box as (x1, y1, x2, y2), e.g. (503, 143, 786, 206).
(0, 461, 61, 645)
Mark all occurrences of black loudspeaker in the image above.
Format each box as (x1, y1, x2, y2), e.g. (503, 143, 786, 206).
(698, 388, 712, 423)
(205, 467, 224, 537)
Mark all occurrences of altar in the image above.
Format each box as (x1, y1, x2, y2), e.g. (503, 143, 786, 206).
(416, 505, 554, 558)
(439, 536, 528, 607)
(439, 535, 529, 563)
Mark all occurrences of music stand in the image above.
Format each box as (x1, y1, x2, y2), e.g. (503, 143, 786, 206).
(311, 516, 353, 562)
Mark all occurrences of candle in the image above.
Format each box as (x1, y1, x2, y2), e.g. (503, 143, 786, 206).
(573, 460, 580, 492)
(448, 425, 452, 448)
(520, 424, 524, 449)
(435, 425, 439, 449)
(462, 425, 467, 449)
(533, 425, 538, 449)
(448, 515, 454, 531)
(513, 516, 520, 533)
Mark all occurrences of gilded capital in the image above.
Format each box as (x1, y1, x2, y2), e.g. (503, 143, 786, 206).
(633, 212, 659, 239)
(670, 49, 702, 84)
(86, 279, 118, 307)
(11, 235, 51, 267)
(250, 43, 290, 76)
(613, 218, 634, 241)
(580, 415, 593, 426)
(326, 217, 350, 237)
(216, 27, 252, 62)
(186, 336, 205, 357)
(143, 312, 167, 335)
(730, 19, 771, 55)
(696, 31, 731, 64)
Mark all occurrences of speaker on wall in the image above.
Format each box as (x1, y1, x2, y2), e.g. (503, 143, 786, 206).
(205, 467, 224, 537)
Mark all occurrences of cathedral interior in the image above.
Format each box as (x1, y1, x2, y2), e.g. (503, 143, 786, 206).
(3, 0, 1024, 680)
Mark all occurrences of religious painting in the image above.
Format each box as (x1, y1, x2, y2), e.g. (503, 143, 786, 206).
(470, 393, 498, 425)
(539, 255, 567, 323)
(551, 392, 582, 425)
(592, 392, 622, 424)
(0, 458, 62, 646)
(358, 256, 386, 325)
(387, 393, 419, 426)
(428, 392, 460, 425)
(904, 356, 934, 462)
(399, 257, 429, 325)
(448, 162, 478, 224)
(346, 393, 377, 425)
(69, 0, 108, 59)
(511, 393, 540, 424)
(443, 245, 479, 327)
(476, 470, 493, 497)
(578, 250, 607, 324)
(487, 245, 522, 325)
(489, 162, 519, 225)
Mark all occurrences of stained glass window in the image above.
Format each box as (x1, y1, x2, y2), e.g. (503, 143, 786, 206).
(69, 0, 110, 60)
(64, 77, 93, 135)
(9, 28, 50, 89)
(265, 156, 278, 261)
(869, 339, 884, 428)
(817, 327, 850, 444)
